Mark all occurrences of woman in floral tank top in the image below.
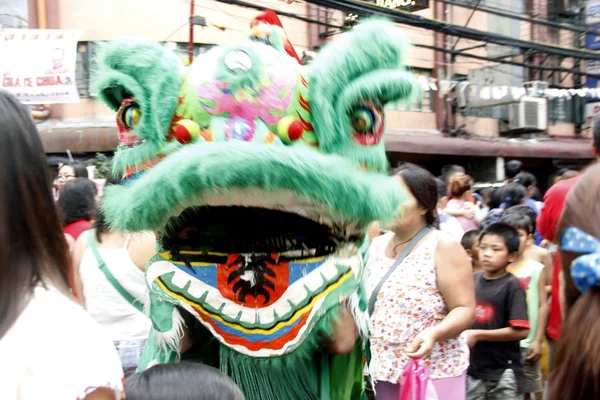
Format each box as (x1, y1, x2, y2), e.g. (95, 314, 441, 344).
(366, 164, 475, 400)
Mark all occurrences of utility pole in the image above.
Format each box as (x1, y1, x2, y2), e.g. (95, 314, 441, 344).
(189, 0, 195, 65)
(574, 4, 585, 137)
(434, 0, 447, 132)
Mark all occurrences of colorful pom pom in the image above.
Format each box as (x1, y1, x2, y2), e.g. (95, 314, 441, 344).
(172, 119, 201, 144)
(277, 116, 303, 143)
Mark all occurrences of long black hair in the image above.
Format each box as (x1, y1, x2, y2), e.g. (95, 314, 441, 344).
(94, 172, 122, 243)
(0, 90, 71, 339)
(502, 182, 527, 208)
(392, 163, 439, 227)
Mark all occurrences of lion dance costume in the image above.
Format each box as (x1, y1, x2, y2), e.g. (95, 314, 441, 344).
(94, 11, 418, 400)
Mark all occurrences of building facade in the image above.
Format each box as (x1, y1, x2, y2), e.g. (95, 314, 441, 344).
(4, 0, 595, 183)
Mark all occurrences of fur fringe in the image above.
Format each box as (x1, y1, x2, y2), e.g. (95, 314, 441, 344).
(153, 306, 185, 358)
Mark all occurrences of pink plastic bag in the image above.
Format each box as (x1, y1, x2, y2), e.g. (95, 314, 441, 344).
(399, 359, 439, 400)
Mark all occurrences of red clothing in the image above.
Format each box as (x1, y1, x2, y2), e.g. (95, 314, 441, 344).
(63, 219, 92, 241)
(537, 176, 583, 340)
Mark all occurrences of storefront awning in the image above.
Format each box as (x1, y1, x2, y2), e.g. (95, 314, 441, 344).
(39, 122, 595, 160)
(385, 129, 595, 159)
(38, 120, 119, 154)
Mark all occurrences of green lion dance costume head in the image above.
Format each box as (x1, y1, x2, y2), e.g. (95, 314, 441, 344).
(94, 10, 418, 400)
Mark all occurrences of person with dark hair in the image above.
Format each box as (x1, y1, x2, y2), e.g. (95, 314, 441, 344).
(513, 172, 543, 215)
(366, 163, 475, 400)
(0, 90, 123, 399)
(436, 177, 464, 241)
(499, 213, 547, 400)
(126, 362, 245, 400)
(465, 223, 530, 400)
(503, 206, 553, 293)
(461, 230, 480, 272)
(58, 177, 98, 241)
(481, 182, 528, 230)
(441, 164, 466, 184)
(537, 117, 600, 383)
(446, 174, 482, 233)
(548, 163, 600, 400)
(57, 161, 89, 189)
(72, 173, 155, 376)
(505, 160, 523, 182)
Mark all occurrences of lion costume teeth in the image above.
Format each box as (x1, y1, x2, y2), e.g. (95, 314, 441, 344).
(94, 10, 418, 400)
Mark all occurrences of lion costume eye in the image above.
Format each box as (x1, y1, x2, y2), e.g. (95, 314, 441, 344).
(350, 101, 384, 146)
(116, 98, 143, 148)
(122, 103, 141, 129)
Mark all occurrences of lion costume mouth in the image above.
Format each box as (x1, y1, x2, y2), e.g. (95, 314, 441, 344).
(101, 142, 405, 356)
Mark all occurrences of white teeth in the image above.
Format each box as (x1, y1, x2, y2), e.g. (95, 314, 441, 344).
(171, 270, 190, 289)
(187, 279, 206, 298)
(258, 309, 274, 325)
(303, 270, 324, 292)
(286, 284, 308, 307)
(240, 308, 257, 324)
(320, 262, 339, 281)
(222, 302, 243, 320)
(275, 298, 292, 318)
(204, 288, 226, 310)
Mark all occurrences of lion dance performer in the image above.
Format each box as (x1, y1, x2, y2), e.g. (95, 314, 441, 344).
(93, 11, 418, 400)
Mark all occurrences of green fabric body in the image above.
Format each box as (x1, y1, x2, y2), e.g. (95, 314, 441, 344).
(92, 16, 419, 400)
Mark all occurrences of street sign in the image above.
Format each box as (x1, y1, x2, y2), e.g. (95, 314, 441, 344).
(0, 29, 83, 104)
(586, 25, 600, 50)
(369, 0, 429, 12)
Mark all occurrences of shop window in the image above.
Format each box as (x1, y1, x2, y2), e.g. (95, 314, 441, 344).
(386, 68, 434, 113)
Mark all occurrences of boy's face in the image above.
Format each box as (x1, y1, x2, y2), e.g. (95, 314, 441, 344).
(478, 234, 516, 273)
(516, 228, 532, 254)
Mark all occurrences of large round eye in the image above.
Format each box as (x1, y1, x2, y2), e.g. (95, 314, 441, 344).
(122, 103, 141, 129)
(116, 99, 143, 148)
(351, 106, 374, 133)
(350, 101, 384, 146)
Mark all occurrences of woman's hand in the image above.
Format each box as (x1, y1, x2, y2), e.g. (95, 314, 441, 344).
(406, 327, 438, 359)
(325, 307, 359, 355)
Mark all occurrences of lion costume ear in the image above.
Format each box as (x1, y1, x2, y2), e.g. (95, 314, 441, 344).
(92, 39, 183, 143)
(308, 18, 419, 171)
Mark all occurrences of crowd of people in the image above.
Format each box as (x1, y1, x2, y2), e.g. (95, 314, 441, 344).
(366, 146, 599, 399)
(1, 83, 600, 400)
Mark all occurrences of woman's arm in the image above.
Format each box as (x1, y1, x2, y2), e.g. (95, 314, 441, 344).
(407, 236, 476, 358)
(71, 232, 90, 307)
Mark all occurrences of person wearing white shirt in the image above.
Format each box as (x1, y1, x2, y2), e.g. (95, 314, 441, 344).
(0, 91, 124, 400)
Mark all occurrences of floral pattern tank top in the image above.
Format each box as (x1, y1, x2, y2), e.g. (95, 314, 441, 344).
(366, 231, 469, 383)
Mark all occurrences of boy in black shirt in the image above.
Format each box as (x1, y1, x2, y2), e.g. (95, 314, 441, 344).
(465, 223, 530, 400)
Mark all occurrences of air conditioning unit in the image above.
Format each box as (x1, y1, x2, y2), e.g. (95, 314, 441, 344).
(508, 97, 548, 131)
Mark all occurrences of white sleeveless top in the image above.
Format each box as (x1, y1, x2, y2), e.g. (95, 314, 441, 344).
(366, 230, 469, 383)
(79, 234, 151, 341)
